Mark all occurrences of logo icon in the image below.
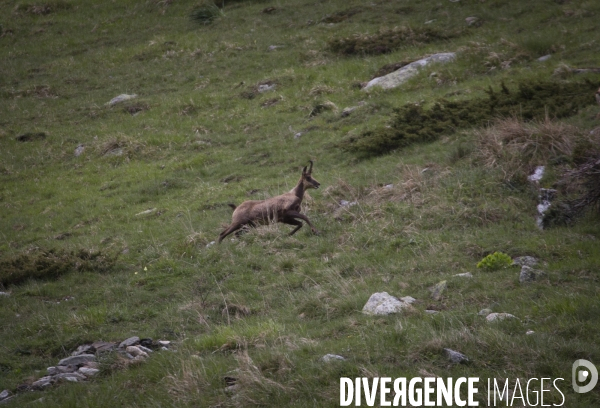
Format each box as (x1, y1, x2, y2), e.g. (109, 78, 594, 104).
(572, 359, 598, 393)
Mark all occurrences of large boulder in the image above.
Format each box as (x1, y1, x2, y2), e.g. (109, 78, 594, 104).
(363, 53, 456, 91)
(362, 292, 413, 315)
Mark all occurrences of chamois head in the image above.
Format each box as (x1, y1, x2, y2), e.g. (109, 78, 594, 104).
(302, 160, 320, 190)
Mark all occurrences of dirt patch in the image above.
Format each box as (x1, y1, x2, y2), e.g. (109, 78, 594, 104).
(328, 26, 460, 56)
(321, 7, 363, 24)
(339, 80, 599, 156)
(16, 132, 46, 142)
(14, 1, 73, 15)
(0, 249, 118, 287)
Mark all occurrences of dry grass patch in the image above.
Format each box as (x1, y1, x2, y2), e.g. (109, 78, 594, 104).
(475, 117, 582, 180)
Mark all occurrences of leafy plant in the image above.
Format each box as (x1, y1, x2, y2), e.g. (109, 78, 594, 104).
(477, 251, 512, 271)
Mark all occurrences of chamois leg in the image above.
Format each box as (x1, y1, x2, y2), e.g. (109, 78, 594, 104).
(218, 223, 244, 243)
(282, 217, 303, 236)
(285, 210, 319, 235)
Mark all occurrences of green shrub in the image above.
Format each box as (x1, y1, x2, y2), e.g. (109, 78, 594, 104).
(477, 251, 512, 271)
(338, 80, 599, 156)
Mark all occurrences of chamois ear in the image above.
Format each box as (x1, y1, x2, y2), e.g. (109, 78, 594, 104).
(302, 165, 307, 175)
(307, 160, 313, 174)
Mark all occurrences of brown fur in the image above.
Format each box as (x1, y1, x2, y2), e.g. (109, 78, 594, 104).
(218, 161, 321, 243)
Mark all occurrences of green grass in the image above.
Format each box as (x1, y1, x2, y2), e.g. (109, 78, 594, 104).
(1, 0, 600, 406)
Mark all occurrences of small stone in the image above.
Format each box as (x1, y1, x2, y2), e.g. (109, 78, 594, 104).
(341, 106, 358, 117)
(47, 365, 77, 375)
(91, 341, 117, 353)
(321, 354, 346, 362)
(138, 345, 153, 354)
(294, 132, 303, 139)
(339, 200, 358, 207)
(362, 292, 413, 316)
(519, 266, 546, 283)
(0, 390, 9, 400)
(74, 144, 85, 157)
(444, 348, 469, 364)
(124, 353, 134, 359)
(161, 347, 169, 351)
(425, 310, 439, 315)
(512, 256, 538, 267)
(71, 344, 93, 356)
(206, 241, 216, 248)
(454, 272, 473, 278)
(126, 346, 148, 358)
(107, 94, 137, 106)
(526, 330, 535, 335)
(83, 361, 99, 369)
(62, 377, 79, 382)
(133, 355, 147, 362)
(158, 340, 171, 346)
(430, 280, 447, 301)
(537, 55, 551, 62)
(78, 367, 100, 377)
(140, 338, 153, 348)
(486, 312, 517, 322)
(0, 292, 9, 296)
(465, 17, 478, 26)
(257, 84, 276, 93)
(32, 377, 53, 389)
(55, 372, 86, 381)
(478, 308, 492, 316)
(119, 336, 140, 348)
(57, 354, 96, 367)
(400, 296, 416, 304)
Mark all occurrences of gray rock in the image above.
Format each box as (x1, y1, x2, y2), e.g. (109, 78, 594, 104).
(465, 17, 478, 26)
(0, 292, 8, 296)
(486, 312, 517, 322)
(430, 280, 447, 301)
(341, 106, 358, 117)
(519, 266, 546, 283)
(257, 84, 276, 93)
(425, 310, 439, 315)
(124, 353, 135, 359)
(526, 330, 535, 335)
(512, 256, 538, 267)
(126, 346, 149, 358)
(57, 354, 96, 367)
(119, 336, 140, 348)
(478, 308, 492, 316)
(32, 377, 53, 389)
(138, 345, 153, 354)
(362, 292, 413, 315)
(0, 390, 9, 400)
(158, 340, 171, 346)
(364, 53, 456, 90)
(400, 296, 416, 304)
(47, 365, 77, 375)
(91, 341, 117, 353)
(537, 54, 552, 62)
(454, 272, 473, 278)
(444, 348, 469, 364)
(54, 372, 86, 381)
(107, 94, 137, 106)
(74, 144, 85, 157)
(78, 367, 100, 377)
(321, 354, 346, 362)
(71, 344, 93, 356)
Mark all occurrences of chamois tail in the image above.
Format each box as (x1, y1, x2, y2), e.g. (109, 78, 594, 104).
(228, 203, 237, 211)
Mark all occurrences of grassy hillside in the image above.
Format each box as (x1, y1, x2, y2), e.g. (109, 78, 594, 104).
(1, 0, 600, 406)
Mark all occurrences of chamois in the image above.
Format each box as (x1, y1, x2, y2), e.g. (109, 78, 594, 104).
(218, 161, 320, 243)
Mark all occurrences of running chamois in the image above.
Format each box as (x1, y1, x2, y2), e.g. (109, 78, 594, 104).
(218, 161, 320, 243)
